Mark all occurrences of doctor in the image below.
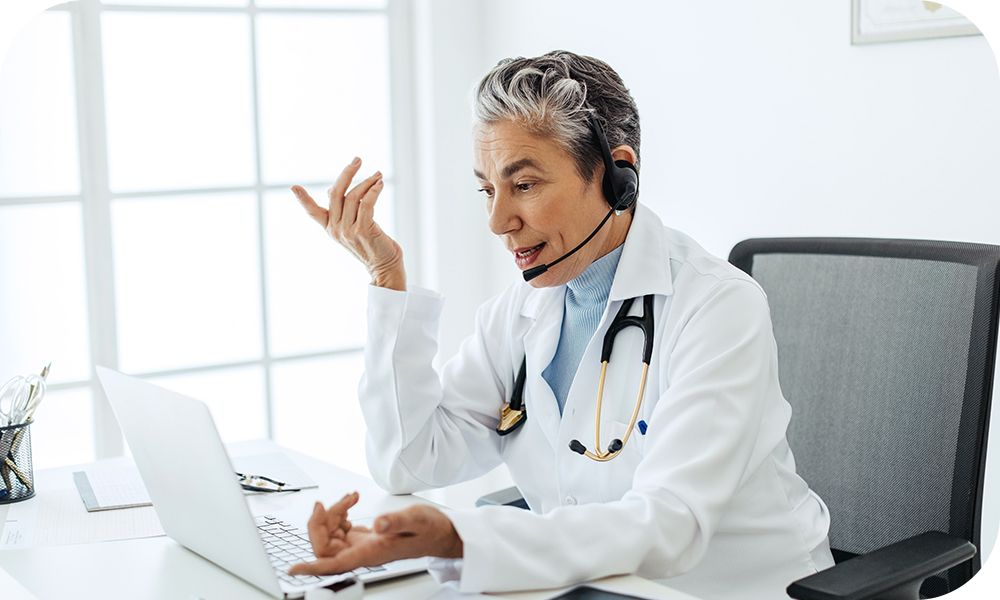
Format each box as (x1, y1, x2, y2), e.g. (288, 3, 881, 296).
(289, 51, 834, 599)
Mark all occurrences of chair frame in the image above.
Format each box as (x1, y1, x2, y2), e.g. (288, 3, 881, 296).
(729, 237, 1000, 599)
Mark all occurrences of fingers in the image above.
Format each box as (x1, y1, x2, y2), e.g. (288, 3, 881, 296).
(307, 502, 331, 557)
(288, 544, 375, 577)
(327, 157, 363, 222)
(342, 171, 383, 226)
(356, 177, 386, 232)
(330, 490, 360, 514)
(305, 492, 358, 557)
(290, 185, 329, 228)
(288, 553, 354, 577)
(326, 491, 359, 538)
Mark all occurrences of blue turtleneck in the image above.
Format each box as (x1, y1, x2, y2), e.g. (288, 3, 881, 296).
(542, 243, 624, 414)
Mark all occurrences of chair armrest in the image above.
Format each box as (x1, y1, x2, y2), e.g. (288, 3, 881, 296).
(787, 531, 976, 600)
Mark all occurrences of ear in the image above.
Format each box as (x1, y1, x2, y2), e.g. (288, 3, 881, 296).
(610, 145, 638, 168)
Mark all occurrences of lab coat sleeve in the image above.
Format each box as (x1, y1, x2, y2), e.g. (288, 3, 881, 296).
(438, 279, 781, 592)
(360, 285, 507, 494)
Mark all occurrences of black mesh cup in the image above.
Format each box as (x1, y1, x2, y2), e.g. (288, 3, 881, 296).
(0, 419, 35, 503)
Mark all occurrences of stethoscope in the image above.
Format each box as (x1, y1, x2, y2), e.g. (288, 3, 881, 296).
(496, 294, 655, 462)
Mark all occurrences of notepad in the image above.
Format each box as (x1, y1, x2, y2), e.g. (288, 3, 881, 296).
(72, 452, 318, 512)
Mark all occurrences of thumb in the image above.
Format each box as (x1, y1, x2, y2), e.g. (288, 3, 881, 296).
(374, 514, 396, 534)
(374, 510, 416, 535)
(375, 505, 431, 535)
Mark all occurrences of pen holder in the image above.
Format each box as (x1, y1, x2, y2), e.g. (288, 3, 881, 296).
(0, 419, 35, 504)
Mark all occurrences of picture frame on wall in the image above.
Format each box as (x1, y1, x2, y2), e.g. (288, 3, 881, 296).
(852, 0, 981, 44)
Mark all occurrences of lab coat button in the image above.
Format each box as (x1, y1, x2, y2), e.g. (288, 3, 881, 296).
(564, 495, 577, 505)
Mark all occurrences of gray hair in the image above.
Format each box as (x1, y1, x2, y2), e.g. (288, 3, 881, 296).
(473, 50, 641, 185)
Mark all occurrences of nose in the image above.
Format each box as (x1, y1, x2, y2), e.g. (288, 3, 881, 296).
(487, 190, 520, 237)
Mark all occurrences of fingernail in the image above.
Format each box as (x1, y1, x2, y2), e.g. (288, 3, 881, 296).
(351, 156, 361, 166)
(375, 517, 389, 533)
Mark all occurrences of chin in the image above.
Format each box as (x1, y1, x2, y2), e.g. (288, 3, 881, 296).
(523, 270, 565, 289)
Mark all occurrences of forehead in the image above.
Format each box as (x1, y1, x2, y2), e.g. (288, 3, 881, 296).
(473, 120, 570, 179)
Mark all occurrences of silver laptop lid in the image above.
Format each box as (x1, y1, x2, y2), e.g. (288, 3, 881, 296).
(96, 366, 284, 599)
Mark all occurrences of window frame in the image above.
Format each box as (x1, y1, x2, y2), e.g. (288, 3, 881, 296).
(0, 0, 420, 461)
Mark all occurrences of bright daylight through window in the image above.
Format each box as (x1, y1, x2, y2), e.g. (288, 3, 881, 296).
(0, 0, 396, 475)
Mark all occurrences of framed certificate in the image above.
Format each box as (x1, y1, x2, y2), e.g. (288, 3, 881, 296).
(852, 0, 981, 44)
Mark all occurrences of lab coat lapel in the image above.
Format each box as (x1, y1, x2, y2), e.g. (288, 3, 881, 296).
(518, 287, 564, 451)
(609, 203, 673, 302)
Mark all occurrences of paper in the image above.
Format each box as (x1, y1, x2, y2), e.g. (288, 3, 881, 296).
(73, 464, 151, 511)
(0, 489, 163, 549)
(88, 464, 149, 507)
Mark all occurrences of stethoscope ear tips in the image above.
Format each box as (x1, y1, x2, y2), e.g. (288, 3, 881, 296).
(569, 440, 587, 455)
(608, 439, 623, 454)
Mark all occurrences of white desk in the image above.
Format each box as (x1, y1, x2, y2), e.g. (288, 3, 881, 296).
(0, 441, 697, 600)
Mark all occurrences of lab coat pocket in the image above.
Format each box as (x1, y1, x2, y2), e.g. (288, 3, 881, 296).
(607, 419, 645, 457)
(600, 419, 644, 499)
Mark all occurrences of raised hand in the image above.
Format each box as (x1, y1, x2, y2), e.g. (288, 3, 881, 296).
(291, 157, 406, 291)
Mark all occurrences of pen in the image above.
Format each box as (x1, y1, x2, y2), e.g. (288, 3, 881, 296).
(5, 362, 51, 489)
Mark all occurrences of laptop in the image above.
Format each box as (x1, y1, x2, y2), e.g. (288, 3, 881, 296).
(95, 366, 427, 599)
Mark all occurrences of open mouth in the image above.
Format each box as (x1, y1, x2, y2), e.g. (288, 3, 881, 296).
(514, 243, 545, 268)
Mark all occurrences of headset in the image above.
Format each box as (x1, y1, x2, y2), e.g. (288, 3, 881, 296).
(589, 111, 639, 213)
(522, 111, 639, 282)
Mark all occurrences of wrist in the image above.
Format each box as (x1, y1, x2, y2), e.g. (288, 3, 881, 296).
(370, 261, 406, 292)
(441, 521, 464, 559)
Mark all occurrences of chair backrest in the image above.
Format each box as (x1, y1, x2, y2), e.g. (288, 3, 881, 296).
(729, 238, 1000, 595)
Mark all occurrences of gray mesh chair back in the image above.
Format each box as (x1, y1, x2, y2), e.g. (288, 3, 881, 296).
(729, 238, 1000, 597)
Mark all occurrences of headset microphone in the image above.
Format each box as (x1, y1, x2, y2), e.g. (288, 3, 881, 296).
(522, 207, 616, 282)
(521, 112, 639, 283)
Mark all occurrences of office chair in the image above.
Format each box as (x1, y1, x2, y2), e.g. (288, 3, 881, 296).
(728, 238, 1000, 599)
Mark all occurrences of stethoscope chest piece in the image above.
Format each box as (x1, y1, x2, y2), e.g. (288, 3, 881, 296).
(496, 402, 526, 436)
(496, 356, 528, 436)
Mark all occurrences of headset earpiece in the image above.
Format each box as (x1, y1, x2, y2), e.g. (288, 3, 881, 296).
(588, 112, 639, 212)
(611, 160, 639, 212)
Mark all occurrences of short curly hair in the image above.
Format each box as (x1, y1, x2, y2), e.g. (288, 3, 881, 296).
(473, 50, 641, 185)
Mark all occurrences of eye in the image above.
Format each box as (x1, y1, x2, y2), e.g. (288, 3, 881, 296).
(516, 182, 535, 192)
(478, 187, 494, 198)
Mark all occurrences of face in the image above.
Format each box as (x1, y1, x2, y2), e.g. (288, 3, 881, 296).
(474, 120, 631, 288)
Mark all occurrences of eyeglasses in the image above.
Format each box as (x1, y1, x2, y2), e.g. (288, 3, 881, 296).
(236, 472, 303, 493)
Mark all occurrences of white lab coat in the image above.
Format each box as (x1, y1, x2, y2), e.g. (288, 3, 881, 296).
(360, 204, 834, 600)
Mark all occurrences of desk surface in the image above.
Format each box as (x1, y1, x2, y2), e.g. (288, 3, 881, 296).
(0, 440, 696, 600)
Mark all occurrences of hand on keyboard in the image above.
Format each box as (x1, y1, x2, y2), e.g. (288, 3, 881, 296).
(288, 491, 463, 577)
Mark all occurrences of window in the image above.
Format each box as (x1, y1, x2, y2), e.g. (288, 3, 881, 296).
(0, 0, 405, 476)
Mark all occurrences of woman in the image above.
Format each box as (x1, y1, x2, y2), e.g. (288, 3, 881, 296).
(288, 51, 834, 600)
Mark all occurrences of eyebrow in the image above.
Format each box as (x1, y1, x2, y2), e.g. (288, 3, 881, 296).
(473, 158, 544, 182)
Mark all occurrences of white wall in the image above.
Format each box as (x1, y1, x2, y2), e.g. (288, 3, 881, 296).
(407, 0, 497, 364)
(413, 0, 1000, 563)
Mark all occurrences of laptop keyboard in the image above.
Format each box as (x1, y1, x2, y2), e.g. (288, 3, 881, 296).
(255, 515, 387, 588)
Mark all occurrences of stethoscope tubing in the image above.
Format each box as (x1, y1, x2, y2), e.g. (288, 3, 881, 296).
(498, 294, 656, 462)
